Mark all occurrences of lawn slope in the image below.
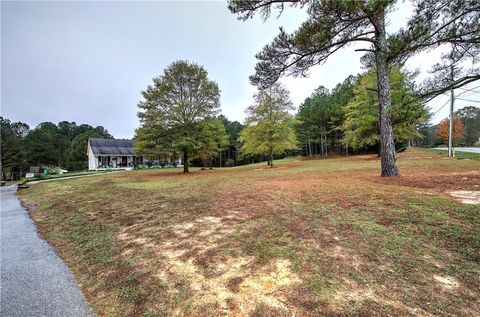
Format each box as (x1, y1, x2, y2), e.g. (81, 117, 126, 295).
(19, 148, 480, 316)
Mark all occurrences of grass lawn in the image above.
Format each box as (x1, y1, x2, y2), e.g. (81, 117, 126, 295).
(18, 148, 480, 316)
(428, 148, 480, 162)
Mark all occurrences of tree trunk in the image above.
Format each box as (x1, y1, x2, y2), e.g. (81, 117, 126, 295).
(324, 135, 328, 157)
(183, 150, 189, 173)
(375, 11, 399, 177)
(269, 152, 274, 167)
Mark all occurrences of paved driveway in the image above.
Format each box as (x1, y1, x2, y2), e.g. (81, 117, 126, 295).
(0, 185, 94, 317)
(434, 147, 480, 154)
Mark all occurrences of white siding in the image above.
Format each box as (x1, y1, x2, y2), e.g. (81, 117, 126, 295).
(87, 142, 97, 171)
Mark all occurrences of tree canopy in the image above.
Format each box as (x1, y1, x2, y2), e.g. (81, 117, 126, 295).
(239, 83, 297, 166)
(436, 116, 464, 145)
(342, 66, 429, 150)
(455, 106, 480, 146)
(0, 117, 112, 178)
(196, 118, 229, 168)
(295, 78, 359, 157)
(1, 117, 30, 178)
(66, 128, 113, 170)
(135, 60, 221, 173)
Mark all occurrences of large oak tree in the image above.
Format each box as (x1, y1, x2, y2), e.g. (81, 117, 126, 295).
(136, 60, 221, 173)
(229, 0, 479, 177)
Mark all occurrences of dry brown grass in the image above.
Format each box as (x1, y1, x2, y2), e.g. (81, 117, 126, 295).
(19, 148, 480, 316)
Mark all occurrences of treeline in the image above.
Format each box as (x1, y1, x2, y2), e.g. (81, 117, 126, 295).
(135, 60, 297, 172)
(135, 60, 479, 174)
(4, 64, 478, 177)
(296, 69, 480, 156)
(296, 65, 429, 156)
(206, 66, 479, 167)
(1, 118, 112, 178)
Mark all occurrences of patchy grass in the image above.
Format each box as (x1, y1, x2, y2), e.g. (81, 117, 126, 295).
(18, 148, 480, 316)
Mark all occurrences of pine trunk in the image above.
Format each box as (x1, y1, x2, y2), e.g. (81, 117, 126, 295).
(324, 135, 328, 157)
(183, 150, 189, 173)
(375, 11, 399, 177)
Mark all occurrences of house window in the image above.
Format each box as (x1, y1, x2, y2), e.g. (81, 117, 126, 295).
(99, 156, 109, 167)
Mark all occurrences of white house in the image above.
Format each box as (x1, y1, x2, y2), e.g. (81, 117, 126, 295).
(87, 138, 182, 171)
(87, 138, 138, 170)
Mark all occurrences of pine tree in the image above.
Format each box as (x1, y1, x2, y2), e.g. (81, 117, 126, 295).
(229, 0, 479, 176)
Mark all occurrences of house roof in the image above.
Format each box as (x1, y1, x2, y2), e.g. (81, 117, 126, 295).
(88, 138, 135, 155)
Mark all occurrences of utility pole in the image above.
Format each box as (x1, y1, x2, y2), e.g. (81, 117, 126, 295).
(448, 64, 455, 157)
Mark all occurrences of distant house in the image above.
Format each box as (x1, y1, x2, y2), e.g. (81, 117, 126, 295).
(87, 138, 182, 171)
(87, 138, 140, 170)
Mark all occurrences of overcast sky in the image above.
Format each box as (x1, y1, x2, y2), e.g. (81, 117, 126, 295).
(2, 1, 478, 139)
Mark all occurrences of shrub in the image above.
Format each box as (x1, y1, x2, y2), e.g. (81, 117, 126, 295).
(46, 166, 61, 175)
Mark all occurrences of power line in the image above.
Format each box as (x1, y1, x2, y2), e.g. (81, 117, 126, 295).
(456, 90, 479, 97)
(456, 97, 480, 103)
(433, 98, 451, 115)
(428, 85, 479, 116)
(458, 85, 480, 93)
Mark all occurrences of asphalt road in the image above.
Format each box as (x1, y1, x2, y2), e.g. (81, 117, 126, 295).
(434, 147, 480, 154)
(0, 185, 94, 317)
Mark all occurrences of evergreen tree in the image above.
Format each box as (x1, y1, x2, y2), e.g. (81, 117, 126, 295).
(342, 66, 429, 150)
(26, 122, 62, 166)
(0, 117, 30, 179)
(196, 118, 229, 168)
(66, 129, 113, 170)
(217, 115, 244, 166)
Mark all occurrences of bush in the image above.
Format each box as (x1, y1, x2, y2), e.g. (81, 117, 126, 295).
(46, 166, 61, 175)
